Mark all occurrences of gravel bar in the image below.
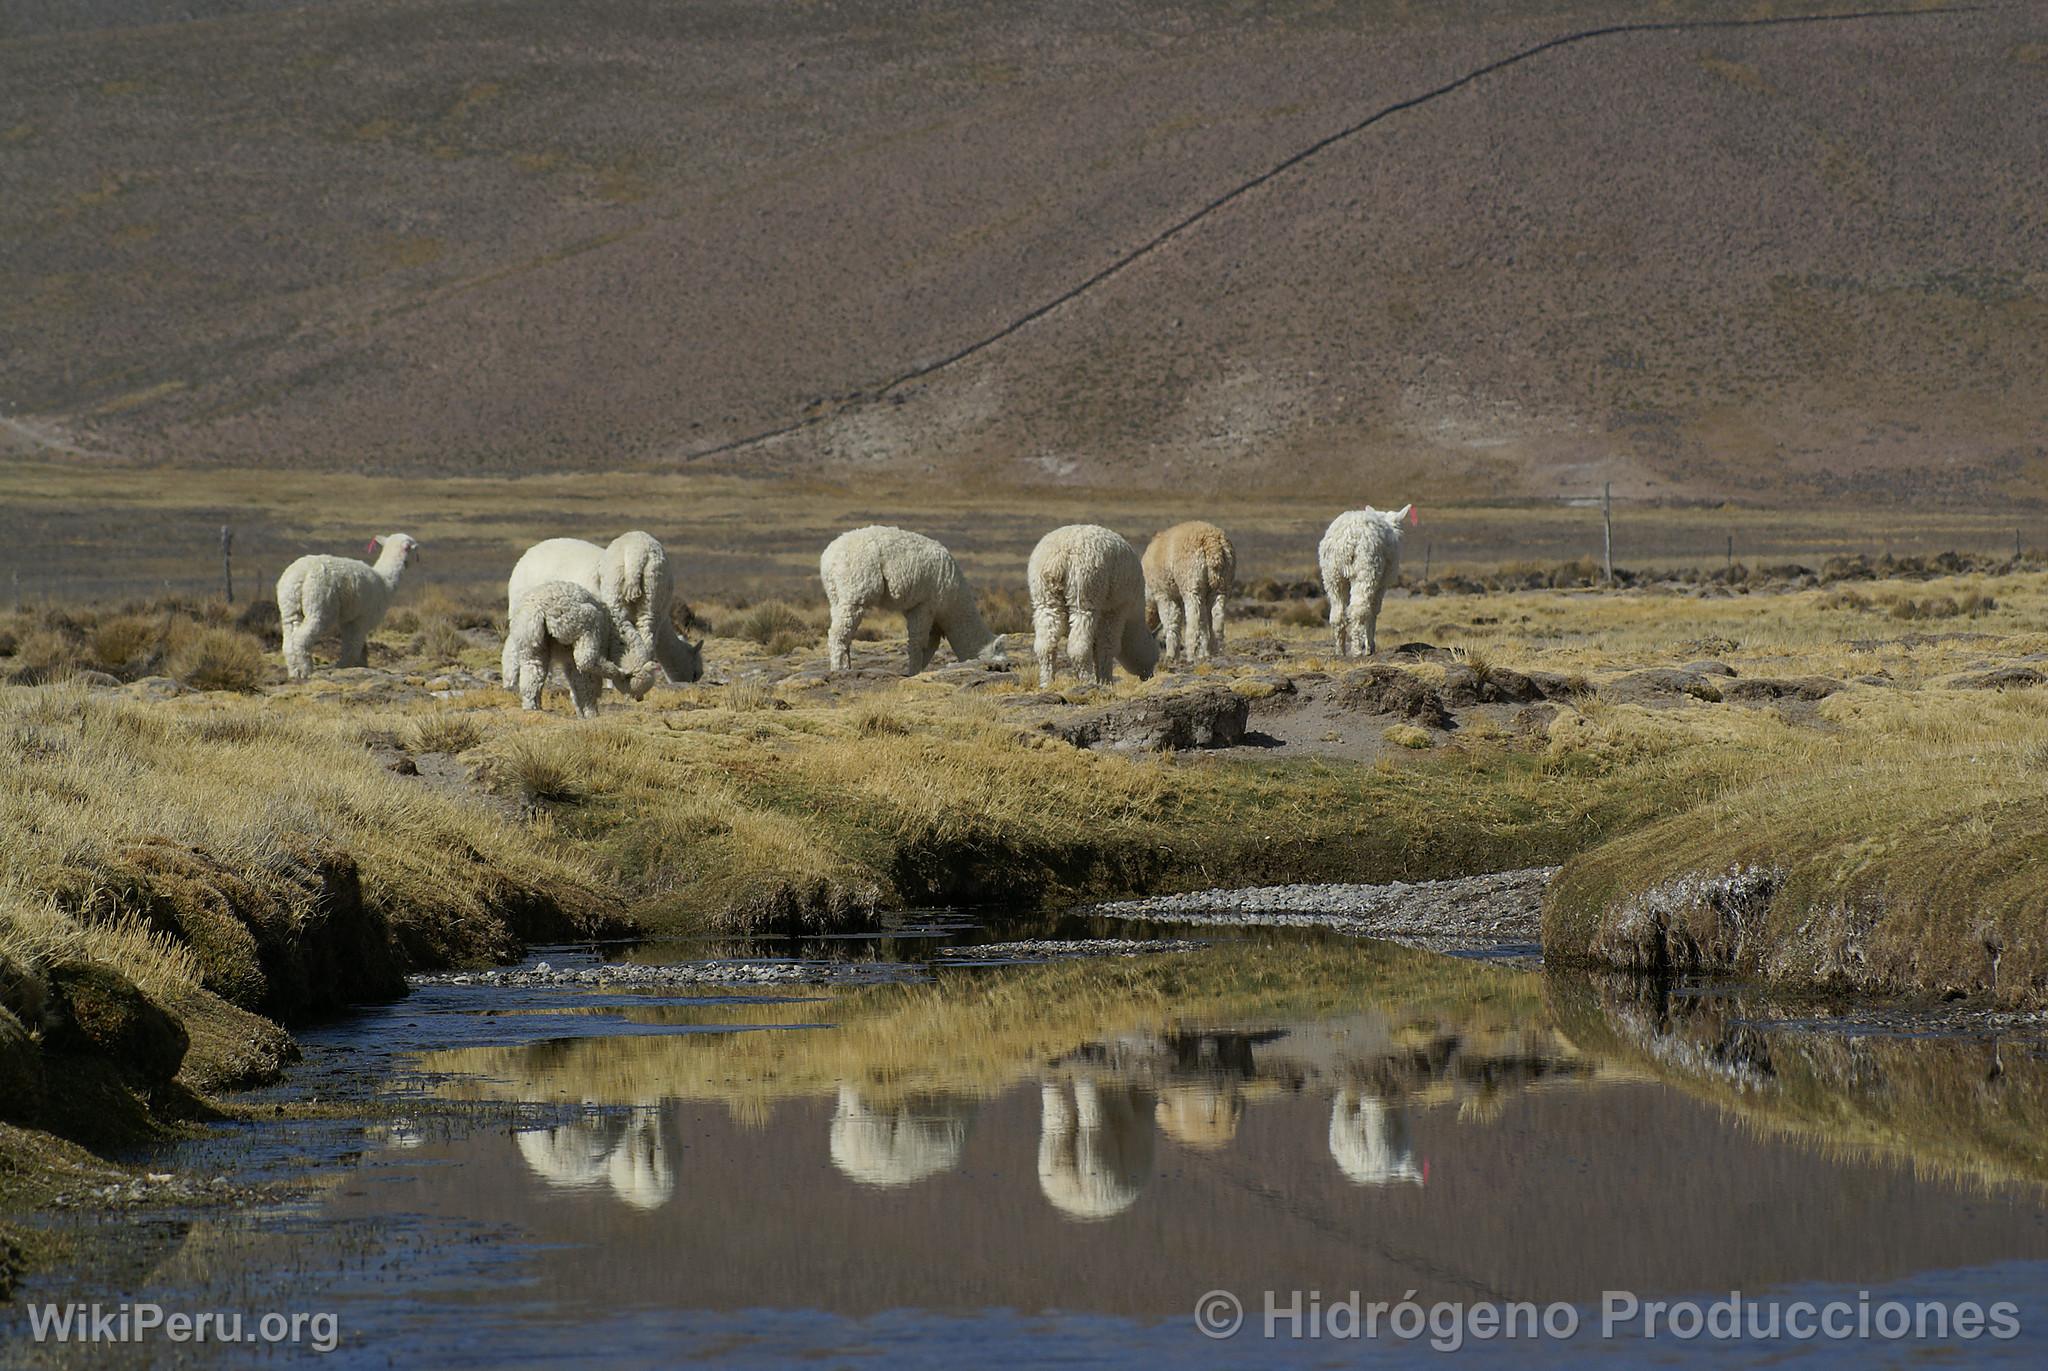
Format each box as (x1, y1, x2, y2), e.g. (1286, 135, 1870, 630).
(937, 938, 1207, 961)
(1093, 867, 1557, 958)
(409, 959, 929, 989)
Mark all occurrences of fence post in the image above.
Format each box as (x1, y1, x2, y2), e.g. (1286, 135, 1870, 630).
(1423, 540, 1432, 583)
(1602, 482, 1613, 587)
(1726, 534, 1733, 577)
(220, 524, 235, 604)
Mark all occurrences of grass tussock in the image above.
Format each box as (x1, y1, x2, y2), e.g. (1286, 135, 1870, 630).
(165, 626, 266, 692)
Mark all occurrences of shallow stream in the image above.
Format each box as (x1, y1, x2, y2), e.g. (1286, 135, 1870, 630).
(8, 919, 2048, 1367)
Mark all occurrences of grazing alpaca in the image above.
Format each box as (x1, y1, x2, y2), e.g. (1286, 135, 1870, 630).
(1142, 520, 1236, 662)
(503, 533, 702, 688)
(819, 526, 1007, 674)
(1027, 524, 1160, 688)
(1317, 505, 1412, 657)
(504, 580, 660, 718)
(276, 534, 419, 680)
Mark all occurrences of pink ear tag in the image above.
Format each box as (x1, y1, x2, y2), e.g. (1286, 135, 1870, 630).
(1408, 506, 1420, 527)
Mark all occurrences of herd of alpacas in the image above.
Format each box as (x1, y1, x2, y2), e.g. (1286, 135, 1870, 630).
(275, 506, 1416, 714)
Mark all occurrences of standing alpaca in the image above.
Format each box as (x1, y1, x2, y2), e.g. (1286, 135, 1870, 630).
(1142, 520, 1235, 662)
(1027, 524, 1160, 688)
(819, 526, 1007, 675)
(504, 580, 661, 718)
(503, 533, 702, 688)
(276, 534, 419, 681)
(1317, 505, 1412, 657)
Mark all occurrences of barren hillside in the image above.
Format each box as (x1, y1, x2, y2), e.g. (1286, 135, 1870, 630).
(2, 0, 2042, 502)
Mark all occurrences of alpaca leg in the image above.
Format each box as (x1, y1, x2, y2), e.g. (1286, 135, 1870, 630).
(827, 603, 861, 672)
(1360, 579, 1389, 656)
(566, 667, 601, 719)
(1327, 579, 1351, 657)
(287, 602, 332, 680)
(1155, 596, 1183, 662)
(1089, 611, 1122, 683)
(1067, 609, 1101, 685)
(1183, 589, 1210, 659)
(1033, 602, 1066, 688)
(903, 606, 936, 675)
(517, 651, 545, 711)
(1209, 591, 1227, 656)
(337, 618, 369, 669)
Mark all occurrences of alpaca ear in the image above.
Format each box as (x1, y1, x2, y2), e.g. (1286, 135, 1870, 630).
(1395, 505, 1416, 527)
(367, 538, 381, 554)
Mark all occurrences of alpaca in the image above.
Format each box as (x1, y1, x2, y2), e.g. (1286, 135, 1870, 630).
(276, 533, 419, 680)
(1142, 520, 1235, 661)
(1027, 524, 1160, 688)
(504, 580, 661, 718)
(1037, 1080, 1155, 1220)
(828, 1087, 975, 1188)
(503, 533, 702, 688)
(819, 526, 1007, 674)
(1317, 505, 1412, 657)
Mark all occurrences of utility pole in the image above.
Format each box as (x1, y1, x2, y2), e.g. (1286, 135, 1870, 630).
(220, 525, 235, 604)
(1602, 482, 1613, 587)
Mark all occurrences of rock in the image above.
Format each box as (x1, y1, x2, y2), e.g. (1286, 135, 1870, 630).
(1047, 684, 1250, 751)
(1953, 667, 2046, 691)
(1608, 669, 1724, 703)
(41, 961, 189, 1090)
(74, 670, 124, 689)
(1326, 666, 1453, 728)
(1720, 676, 1843, 702)
(123, 675, 188, 701)
(1391, 642, 1453, 662)
(0, 952, 47, 1030)
(1678, 660, 1738, 678)
(0, 1006, 43, 1123)
(388, 755, 420, 776)
(1441, 664, 1545, 705)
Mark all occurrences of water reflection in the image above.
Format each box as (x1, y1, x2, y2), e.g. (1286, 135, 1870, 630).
(828, 1088, 975, 1188)
(516, 1106, 675, 1210)
(258, 939, 2048, 1337)
(1038, 1081, 1155, 1220)
(1328, 1091, 1425, 1187)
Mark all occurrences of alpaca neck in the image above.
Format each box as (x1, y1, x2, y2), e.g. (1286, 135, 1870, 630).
(372, 547, 409, 590)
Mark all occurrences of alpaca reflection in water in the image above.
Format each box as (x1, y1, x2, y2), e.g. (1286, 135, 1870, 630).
(1038, 1080, 1156, 1220)
(1328, 1089, 1426, 1187)
(1154, 1085, 1243, 1151)
(828, 1087, 976, 1188)
(515, 1106, 675, 1210)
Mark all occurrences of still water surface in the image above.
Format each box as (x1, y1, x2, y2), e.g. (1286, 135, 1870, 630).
(14, 925, 2048, 1366)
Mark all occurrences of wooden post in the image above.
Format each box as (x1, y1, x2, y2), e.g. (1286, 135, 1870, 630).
(1423, 540, 1432, 583)
(220, 524, 234, 604)
(1602, 482, 1613, 587)
(1726, 534, 1733, 577)
(2017, 529, 2024, 563)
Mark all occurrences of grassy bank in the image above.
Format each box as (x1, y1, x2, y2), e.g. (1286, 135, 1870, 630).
(4, 560, 2048, 1271)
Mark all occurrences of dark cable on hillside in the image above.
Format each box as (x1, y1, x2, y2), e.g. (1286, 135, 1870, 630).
(679, 2, 1984, 464)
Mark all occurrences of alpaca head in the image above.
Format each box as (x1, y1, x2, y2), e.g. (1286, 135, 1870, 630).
(1378, 505, 1414, 535)
(369, 533, 420, 569)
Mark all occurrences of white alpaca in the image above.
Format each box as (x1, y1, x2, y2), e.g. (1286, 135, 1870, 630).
(1142, 521, 1236, 662)
(504, 580, 660, 718)
(1037, 1080, 1155, 1221)
(1328, 1090, 1425, 1186)
(1027, 525, 1161, 689)
(818, 526, 1007, 674)
(1317, 505, 1412, 657)
(276, 533, 419, 681)
(503, 533, 702, 687)
(828, 1087, 974, 1188)
(604, 1109, 675, 1211)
